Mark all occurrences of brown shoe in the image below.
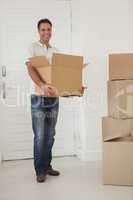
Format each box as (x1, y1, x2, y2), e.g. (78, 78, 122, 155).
(36, 174, 47, 183)
(47, 166, 60, 176)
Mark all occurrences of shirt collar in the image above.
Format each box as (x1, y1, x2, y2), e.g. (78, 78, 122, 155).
(37, 40, 52, 48)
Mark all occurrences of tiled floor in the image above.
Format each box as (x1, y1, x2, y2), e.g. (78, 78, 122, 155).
(0, 157, 132, 200)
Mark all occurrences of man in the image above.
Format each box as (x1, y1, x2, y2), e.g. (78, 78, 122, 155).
(26, 18, 85, 183)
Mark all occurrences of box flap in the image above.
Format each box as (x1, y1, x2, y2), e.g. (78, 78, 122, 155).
(29, 56, 50, 68)
(52, 53, 84, 68)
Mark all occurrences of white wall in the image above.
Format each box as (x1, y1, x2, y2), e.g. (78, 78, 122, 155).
(75, 0, 133, 160)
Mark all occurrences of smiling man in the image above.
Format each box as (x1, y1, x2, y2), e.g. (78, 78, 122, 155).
(26, 19, 60, 183)
(26, 18, 85, 183)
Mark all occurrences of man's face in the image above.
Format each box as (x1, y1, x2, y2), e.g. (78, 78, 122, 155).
(38, 23, 52, 42)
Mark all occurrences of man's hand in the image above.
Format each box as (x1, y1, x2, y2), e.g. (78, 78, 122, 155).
(79, 85, 87, 95)
(41, 83, 58, 97)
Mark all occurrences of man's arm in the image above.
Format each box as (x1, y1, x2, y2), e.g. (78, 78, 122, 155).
(26, 61, 57, 96)
(26, 61, 46, 89)
(26, 43, 46, 93)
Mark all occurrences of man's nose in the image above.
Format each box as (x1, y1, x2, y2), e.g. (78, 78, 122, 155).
(45, 32, 49, 35)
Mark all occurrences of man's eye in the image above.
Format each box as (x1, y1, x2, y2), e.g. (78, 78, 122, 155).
(41, 29, 50, 31)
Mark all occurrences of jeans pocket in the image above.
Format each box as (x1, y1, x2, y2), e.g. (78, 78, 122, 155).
(41, 97, 59, 109)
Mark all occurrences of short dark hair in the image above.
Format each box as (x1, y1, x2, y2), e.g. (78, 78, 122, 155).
(37, 18, 52, 29)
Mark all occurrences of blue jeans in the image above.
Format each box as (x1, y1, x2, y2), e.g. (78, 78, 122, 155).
(31, 94, 59, 176)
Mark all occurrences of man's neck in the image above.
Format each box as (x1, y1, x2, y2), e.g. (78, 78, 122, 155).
(39, 39, 49, 48)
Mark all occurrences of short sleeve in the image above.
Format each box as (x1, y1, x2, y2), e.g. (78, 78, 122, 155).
(25, 43, 34, 62)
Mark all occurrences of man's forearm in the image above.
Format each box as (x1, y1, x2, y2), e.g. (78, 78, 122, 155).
(26, 62, 47, 88)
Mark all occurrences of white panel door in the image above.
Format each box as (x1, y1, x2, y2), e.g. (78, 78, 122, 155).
(0, 0, 75, 160)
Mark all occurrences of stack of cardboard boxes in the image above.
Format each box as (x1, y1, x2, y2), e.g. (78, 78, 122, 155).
(102, 54, 133, 186)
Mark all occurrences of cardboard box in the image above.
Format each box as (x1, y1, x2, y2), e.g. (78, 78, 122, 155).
(103, 136, 133, 186)
(29, 53, 84, 97)
(108, 80, 133, 119)
(102, 117, 132, 141)
(109, 53, 133, 80)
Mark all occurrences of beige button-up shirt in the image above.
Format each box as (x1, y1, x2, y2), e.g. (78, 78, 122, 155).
(27, 40, 58, 95)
